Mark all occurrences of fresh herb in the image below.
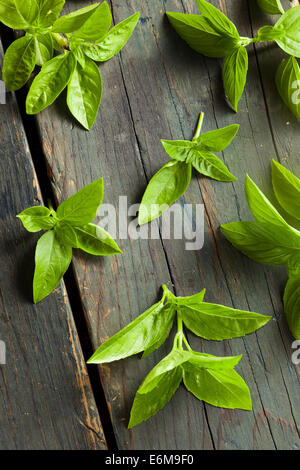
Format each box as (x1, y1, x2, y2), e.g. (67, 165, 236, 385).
(138, 112, 238, 225)
(166, 0, 300, 119)
(17, 179, 122, 303)
(88, 284, 270, 428)
(1, 1, 140, 129)
(221, 161, 300, 339)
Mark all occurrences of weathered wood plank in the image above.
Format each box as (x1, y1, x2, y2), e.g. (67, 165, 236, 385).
(29, 0, 299, 449)
(0, 42, 106, 450)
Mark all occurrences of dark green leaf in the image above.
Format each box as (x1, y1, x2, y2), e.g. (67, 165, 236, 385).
(196, 0, 240, 39)
(73, 1, 111, 42)
(35, 33, 53, 66)
(72, 223, 122, 255)
(3, 35, 36, 91)
(274, 5, 300, 57)
(17, 206, 56, 232)
(275, 56, 300, 120)
(222, 46, 248, 112)
(257, 0, 284, 15)
(272, 160, 300, 220)
(196, 124, 239, 151)
(51, 3, 100, 33)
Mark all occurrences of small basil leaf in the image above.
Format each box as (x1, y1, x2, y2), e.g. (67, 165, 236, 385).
(189, 147, 237, 181)
(70, 45, 86, 68)
(183, 364, 252, 410)
(36, 0, 65, 28)
(272, 160, 300, 221)
(283, 277, 300, 339)
(35, 33, 53, 66)
(0, 0, 29, 29)
(196, 0, 240, 39)
(258, 25, 284, 42)
(72, 223, 122, 255)
(67, 58, 102, 130)
(274, 6, 300, 58)
(257, 0, 284, 15)
(51, 3, 100, 33)
(26, 51, 76, 114)
(55, 222, 78, 247)
(176, 288, 206, 305)
(275, 56, 300, 120)
(3, 35, 36, 91)
(82, 11, 140, 62)
(178, 300, 270, 340)
(166, 12, 238, 58)
(222, 46, 248, 112)
(87, 301, 176, 364)
(196, 124, 239, 151)
(138, 160, 192, 225)
(56, 178, 104, 226)
(187, 351, 242, 370)
(73, 1, 111, 42)
(17, 206, 56, 232)
(33, 230, 72, 303)
(128, 366, 182, 429)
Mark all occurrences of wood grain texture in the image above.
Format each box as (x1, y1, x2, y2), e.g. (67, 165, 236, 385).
(22, 0, 300, 449)
(0, 42, 106, 450)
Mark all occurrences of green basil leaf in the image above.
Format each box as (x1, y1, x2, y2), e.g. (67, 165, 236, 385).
(70, 45, 86, 68)
(183, 364, 252, 410)
(33, 230, 72, 303)
(176, 288, 206, 305)
(128, 365, 182, 428)
(0, 0, 29, 29)
(87, 301, 176, 364)
(190, 147, 236, 181)
(67, 58, 102, 130)
(51, 3, 100, 33)
(272, 160, 300, 221)
(196, 124, 239, 151)
(35, 0, 65, 28)
(138, 160, 192, 225)
(222, 46, 248, 112)
(221, 221, 300, 265)
(196, 0, 240, 39)
(72, 223, 122, 255)
(166, 12, 238, 58)
(275, 56, 300, 120)
(283, 277, 300, 339)
(288, 256, 300, 278)
(17, 206, 56, 232)
(73, 1, 111, 42)
(15, 0, 39, 25)
(186, 351, 242, 370)
(257, 0, 284, 15)
(56, 178, 104, 226)
(274, 6, 300, 57)
(178, 300, 270, 340)
(82, 11, 140, 62)
(3, 35, 36, 91)
(55, 222, 78, 247)
(258, 25, 284, 42)
(35, 33, 53, 66)
(26, 51, 76, 114)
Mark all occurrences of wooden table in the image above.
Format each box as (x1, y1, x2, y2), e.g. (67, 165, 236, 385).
(0, 0, 299, 450)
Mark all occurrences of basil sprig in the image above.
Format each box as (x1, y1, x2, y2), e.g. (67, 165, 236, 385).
(17, 179, 122, 303)
(139, 112, 238, 225)
(167, 0, 300, 119)
(221, 161, 300, 339)
(88, 284, 270, 428)
(1, 1, 140, 129)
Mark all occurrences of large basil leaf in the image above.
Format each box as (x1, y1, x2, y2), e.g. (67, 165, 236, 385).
(178, 300, 270, 340)
(222, 46, 248, 112)
(3, 35, 36, 91)
(72, 223, 122, 255)
(0, 0, 29, 29)
(257, 0, 284, 15)
(196, 0, 240, 39)
(33, 230, 72, 303)
(275, 56, 300, 120)
(73, 1, 111, 42)
(56, 178, 104, 226)
(283, 277, 300, 339)
(138, 160, 191, 225)
(166, 12, 238, 58)
(87, 301, 176, 364)
(274, 6, 300, 57)
(196, 124, 239, 152)
(17, 206, 56, 232)
(82, 12, 140, 62)
(26, 51, 76, 114)
(35, 33, 53, 66)
(36, 0, 65, 28)
(67, 58, 102, 130)
(272, 160, 300, 221)
(51, 3, 100, 33)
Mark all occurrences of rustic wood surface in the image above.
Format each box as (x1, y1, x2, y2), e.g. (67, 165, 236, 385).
(1, 0, 300, 450)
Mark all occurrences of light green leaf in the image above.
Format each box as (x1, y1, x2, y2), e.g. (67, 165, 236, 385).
(87, 301, 176, 364)
(56, 179, 104, 226)
(176, 288, 206, 305)
(51, 3, 100, 33)
(196, 124, 239, 151)
(179, 300, 271, 340)
(72, 223, 122, 255)
(70, 45, 86, 68)
(73, 1, 111, 42)
(166, 12, 238, 58)
(33, 230, 72, 303)
(272, 160, 300, 220)
(3, 35, 36, 91)
(15, 0, 39, 25)
(258, 25, 284, 42)
(275, 56, 300, 120)
(222, 46, 248, 112)
(17, 206, 56, 232)
(187, 351, 242, 370)
(36, 0, 65, 28)
(257, 0, 284, 15)
(67, 57, 102, 130)
(35, 33, 53, 66)
(283, 277, 300, 339)
(0, 0, 29, 29)
(82, 11, 140, 62)
(138, 160, 191, 225)
(26, 51, 76, 114)
(196, 0, 240, 39)
(274, 6, 300, 57)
